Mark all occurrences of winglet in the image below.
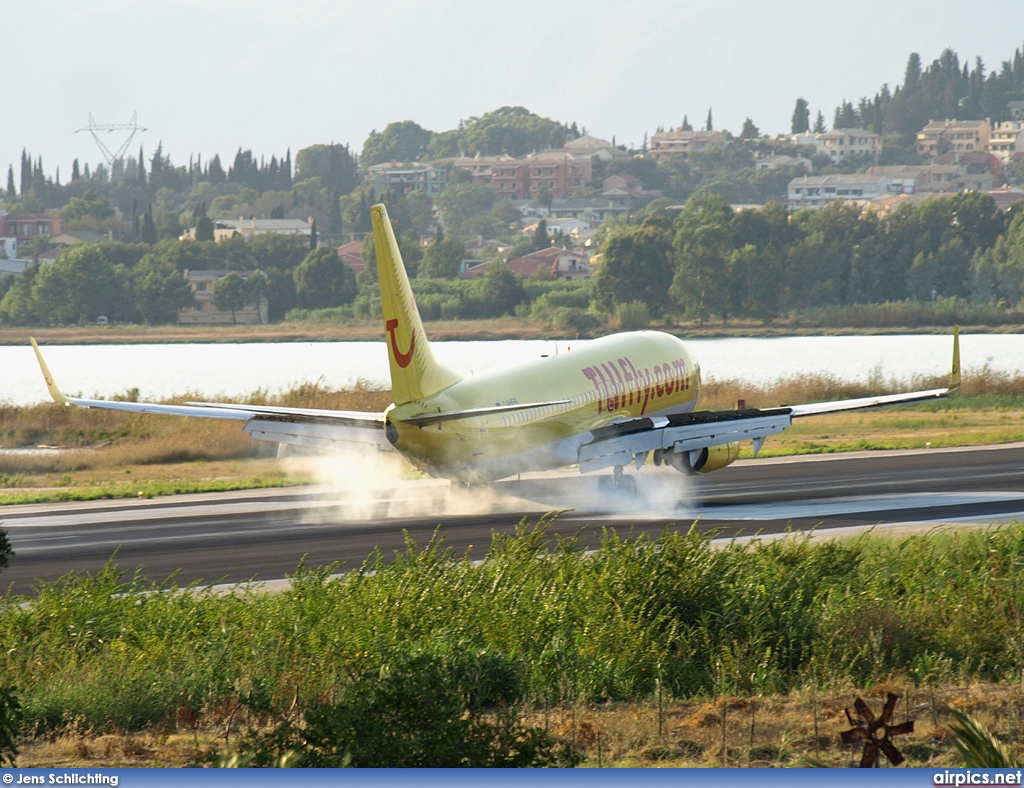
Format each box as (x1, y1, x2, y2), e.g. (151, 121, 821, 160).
(30, 338, 70, 405)
(950, 325, 961, 392)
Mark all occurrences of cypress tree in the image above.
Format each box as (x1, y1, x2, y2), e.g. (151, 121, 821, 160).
(705, 108, 713, 131)
(141, 204, 156, 244)
(681, 115, 692, 132)
(328, 188, 342, 235)
(71, 159, 80, 181)
(19, 150, 29, 195)
(309, 220, 318, 250)
(138, 145, 146, 185)
(131, 199, 139, 242)
(5, 166, 14, 198)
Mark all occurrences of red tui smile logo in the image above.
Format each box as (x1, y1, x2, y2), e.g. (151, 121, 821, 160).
(385, 318, 416, 369)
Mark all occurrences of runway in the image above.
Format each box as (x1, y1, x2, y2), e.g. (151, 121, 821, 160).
(2, 443, 1023, 595)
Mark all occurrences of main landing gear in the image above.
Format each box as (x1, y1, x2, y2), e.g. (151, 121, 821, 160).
(598, 465, 637, 496)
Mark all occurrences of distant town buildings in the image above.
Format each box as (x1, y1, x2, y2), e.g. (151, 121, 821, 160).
(986, 121, 1024, 163)
(0, 212, 62, 244)
(459, 247, 591, 281)
(647, 129, 727, 162)
(180, 218, 312, 242)
(916, 119, 991, 157)
(815, 128, 882, 162)
(366, 161, 448, 196)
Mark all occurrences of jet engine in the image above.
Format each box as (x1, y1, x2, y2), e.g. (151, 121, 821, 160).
(653, 442, 740, 474)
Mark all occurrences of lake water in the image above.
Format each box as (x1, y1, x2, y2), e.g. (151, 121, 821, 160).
(1, 333, 1019, 406)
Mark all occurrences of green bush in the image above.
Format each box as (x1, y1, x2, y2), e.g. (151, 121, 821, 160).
(235, 644, 574, 767)
(615, 300, 651, 330)
(550, 307, 602, 334)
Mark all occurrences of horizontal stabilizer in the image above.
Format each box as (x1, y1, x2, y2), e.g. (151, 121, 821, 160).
(402, 399, 572, 427)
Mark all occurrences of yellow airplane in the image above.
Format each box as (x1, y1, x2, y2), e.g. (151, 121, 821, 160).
(31, 204, 961, 493)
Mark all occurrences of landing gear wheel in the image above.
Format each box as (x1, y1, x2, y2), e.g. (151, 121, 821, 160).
(617, 475, 637, 496)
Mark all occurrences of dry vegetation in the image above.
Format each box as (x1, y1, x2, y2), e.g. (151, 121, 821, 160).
(6, 319, 1024, 347)
(13, 683, 1024, 768)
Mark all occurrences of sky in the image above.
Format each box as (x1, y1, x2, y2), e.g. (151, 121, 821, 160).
(5, 0, 1024, 183)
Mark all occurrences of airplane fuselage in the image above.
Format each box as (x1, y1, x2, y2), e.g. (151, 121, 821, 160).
(386, 331, 701, 481)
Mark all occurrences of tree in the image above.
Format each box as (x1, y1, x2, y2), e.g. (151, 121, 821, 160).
(309, 220, 318, 250)
(32, 246, 118, 324)
(327, 189, 342, 235)
(141, 204, 157, 244)
(593, 221, 675, 315)
(456, 107, 572, 157)
(58, 190, 114, 223)
(195, 202, 214, 242)
(295, 143, 356, 193)
(436, 183, 495, 238)
(532, 219, 549, 252)
(833, 100, 857, 130)
(478, 261, 526, 316)
(791, 98, 810, 134)
(813, 111, 827, 134)
(132, 254, 195, 323)
(360, 121, 433, 167)
(671, 193, 734, 323)
(739, 118, 760, 139)
(681, 115, 693, 132)
(212, 272, 250, 323)
(293, 246, 357, 308)
(420, 236, 466, 279)
(705, 108, 713, 131)
(5, 166, 13, 199)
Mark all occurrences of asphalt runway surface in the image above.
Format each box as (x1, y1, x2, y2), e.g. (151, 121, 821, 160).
(3, 443, 1024, 595)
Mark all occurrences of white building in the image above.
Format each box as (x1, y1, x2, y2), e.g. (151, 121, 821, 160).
(788, 174, 890, 210)
(987, 121, 1024, 164)
(815, 128, 882, 162)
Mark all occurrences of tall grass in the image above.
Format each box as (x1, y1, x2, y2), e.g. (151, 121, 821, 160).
(0, 381, 392, 474)
(5, 519, 1024, 735)
(792, 298, 1022, 329)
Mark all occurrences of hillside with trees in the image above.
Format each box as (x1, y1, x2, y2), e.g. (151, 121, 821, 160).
(3, 43, 1024, 330)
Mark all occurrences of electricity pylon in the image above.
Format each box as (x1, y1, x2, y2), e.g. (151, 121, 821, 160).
(75, 112, 147, 169)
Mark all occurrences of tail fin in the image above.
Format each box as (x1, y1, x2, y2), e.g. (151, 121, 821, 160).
(372, 204, 461, 404)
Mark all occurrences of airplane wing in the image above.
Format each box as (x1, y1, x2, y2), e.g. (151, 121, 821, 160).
(30, 339, 390, 451)
(578, 327, 960, 474)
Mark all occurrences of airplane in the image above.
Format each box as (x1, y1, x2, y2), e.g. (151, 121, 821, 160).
(31, 204, 961, 494)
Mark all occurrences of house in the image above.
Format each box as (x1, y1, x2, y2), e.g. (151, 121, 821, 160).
(366, 161, 448, 196)
(336, 240, 364, 273)
(647, 129, 727, 162)
(547, 197, 627, 224)
(788, 174, 890, 210)
(561, 133, 629, 162)
(814, 128, 882, 162)
(178, 269, 269, 324)
(459, 247, 591, 281)
(600, 174, 661, 210)
(986, 187, 1024, 210)
(865, 163, 994, 195)
(48, 229, 106, 247)
(0, 212, 62, 244)
(180, 218, 312, 242)
(986, 121, 1024, 164)
(755, 155, 812, 172)
(490, 151, 592, 201)
(916, 119, 992, 157)
(464, 237, 510, 255)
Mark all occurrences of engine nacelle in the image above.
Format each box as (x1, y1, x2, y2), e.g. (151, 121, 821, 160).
(691, 442, 740, 473)
(654, 442, 740, 474)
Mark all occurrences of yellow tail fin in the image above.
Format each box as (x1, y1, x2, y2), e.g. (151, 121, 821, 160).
(372, 204, 461, 404)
